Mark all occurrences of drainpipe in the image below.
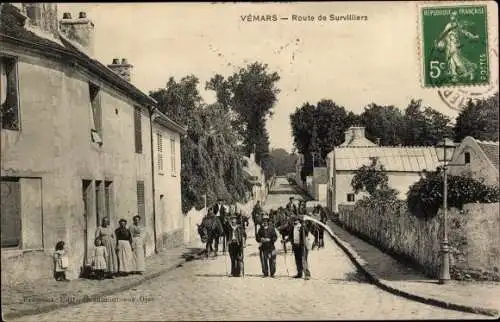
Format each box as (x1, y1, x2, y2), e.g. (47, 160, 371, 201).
(149, 105, 159, 254)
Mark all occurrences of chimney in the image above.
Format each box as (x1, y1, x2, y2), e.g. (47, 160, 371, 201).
(24, 3, 59, 37)
(107, 58, 134, 83)
(351, 127, 366, 140)
(344, 129, 353, 145)
(59, 10, 95, 56)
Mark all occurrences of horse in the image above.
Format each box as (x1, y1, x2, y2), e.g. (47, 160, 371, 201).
(197, 213, 224, 257)
(273, 209, 293, 253)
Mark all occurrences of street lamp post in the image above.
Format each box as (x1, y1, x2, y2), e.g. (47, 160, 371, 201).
(435, 137, 456, 285)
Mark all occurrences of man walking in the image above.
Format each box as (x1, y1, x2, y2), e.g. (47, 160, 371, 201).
(256, 214, 278, 278)
(227, 214, 246, 277)
(285, 216, 311, 280)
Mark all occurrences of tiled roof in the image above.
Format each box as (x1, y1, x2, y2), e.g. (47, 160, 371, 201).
(476, 140, 499, 170)
(334, 147, 440, 172)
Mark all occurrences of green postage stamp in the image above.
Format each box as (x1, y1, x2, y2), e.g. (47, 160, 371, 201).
(421, 5, 489, 87)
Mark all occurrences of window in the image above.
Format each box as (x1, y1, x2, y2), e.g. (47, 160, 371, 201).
(136, 181, 145, 223)
(134, 106, 142, 153)
(105, 181, 113, 222)
(95, 180, 103, 227)
(347, 193, 355, 202)
(89, 83, 102, 144)
(170, 138, 176, 174)
(1, 56, 19, 130)
(464, 152, 471, 164)
(1, 178, 21, 247)
(157, 132, 164, 172)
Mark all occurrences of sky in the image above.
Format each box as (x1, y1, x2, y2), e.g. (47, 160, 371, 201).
(58, 2, 499, 153)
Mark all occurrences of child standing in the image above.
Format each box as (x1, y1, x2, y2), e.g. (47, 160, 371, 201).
(53, 241, 69, 282)
(92, 238, 108, 280)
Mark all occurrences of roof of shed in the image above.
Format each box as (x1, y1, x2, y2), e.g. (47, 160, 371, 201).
(334, 147, 440, 172)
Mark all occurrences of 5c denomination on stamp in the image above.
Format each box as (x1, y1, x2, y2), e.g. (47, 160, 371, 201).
(421, 5, 489, 88)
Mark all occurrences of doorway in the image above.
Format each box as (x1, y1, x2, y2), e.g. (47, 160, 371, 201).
(82, 180, 92, 266)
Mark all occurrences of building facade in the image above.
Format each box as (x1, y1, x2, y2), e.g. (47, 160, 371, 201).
(326, 127, 440, 213)
(448, 136, 499, 187)
(1, 3, 186, 284)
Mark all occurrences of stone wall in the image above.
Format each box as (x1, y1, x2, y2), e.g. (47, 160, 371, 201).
(338, 202, 500, 281)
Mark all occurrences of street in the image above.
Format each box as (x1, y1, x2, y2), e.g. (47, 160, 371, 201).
(12, 179, 486, 321)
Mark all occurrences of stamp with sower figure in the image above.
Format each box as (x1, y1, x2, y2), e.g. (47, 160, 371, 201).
(421, 5, 489, 88)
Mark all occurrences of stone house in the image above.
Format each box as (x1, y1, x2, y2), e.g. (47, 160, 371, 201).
(0, 3, 186, 283)
(326, 127, 440, 213)
(448, 136, 499, 187)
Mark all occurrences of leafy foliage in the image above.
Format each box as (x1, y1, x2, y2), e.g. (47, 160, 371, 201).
(454, 93, 499, 142)
(406, 170, 500, 219)
(360, 104, 405, 146)
(402, 99, 454, 146)
(269, 148, 297, 176)
(206, 62, 281, 179)
(290, 98, 454, 165)
(351, 157, 390, 195)
(290, 100, 355, 176)
(150, 76, 251, 213)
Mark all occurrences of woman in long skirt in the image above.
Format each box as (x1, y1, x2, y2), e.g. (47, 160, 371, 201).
(130, 215, 146, 274)
(95, 217, 118, 277)
(115, 219, 135, 276)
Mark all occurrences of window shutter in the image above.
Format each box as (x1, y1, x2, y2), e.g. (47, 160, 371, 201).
(136, 181, 145, 220)
(134, 107, 142, 153)
(157, 133, 163, 171)
(1, 179, 21, 247)
(170, 138, 176, 173)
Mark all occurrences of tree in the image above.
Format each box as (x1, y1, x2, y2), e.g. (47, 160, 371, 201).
(454, 93, 499, 142)
(150, 76, 250, 213)
(360, 104, 405, 146)
(402, 99, 454, 146)
(269, 148, 298, 176)
(351, 157, 390, 195)
(206, 62, 281, 179)
(290, 100, 355, 176)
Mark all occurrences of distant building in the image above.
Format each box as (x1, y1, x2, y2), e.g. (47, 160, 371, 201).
(1, 3, 186, 284)
(242, 153, 267, 203)
(326, 127, 440, 213)
(448, 136, 499, 186)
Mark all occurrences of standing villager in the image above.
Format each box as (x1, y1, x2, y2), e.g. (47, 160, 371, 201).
(115, 219, 135, 276)
(130, 215, 146, 274)
(287, 197, 297, 214)
(95, 217, 118, 278)
(53, 241, 69, 282)
(91, 238, 108, 280)
(256, 214, 278, 278)
(285, 216, 312, 280)
(227, 215, 246, 277)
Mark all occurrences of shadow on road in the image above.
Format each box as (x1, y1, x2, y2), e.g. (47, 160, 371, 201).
(180, 247, 205, 262)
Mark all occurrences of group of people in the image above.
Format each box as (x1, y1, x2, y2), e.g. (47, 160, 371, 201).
(53, 215, 147, 282)
(198, 196, 329, 280)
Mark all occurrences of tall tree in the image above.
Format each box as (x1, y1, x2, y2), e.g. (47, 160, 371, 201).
(290, 100, 355, 177)
(402, 99, 453, 146)
(360, 104, 405, 146)
(150, 77, 249, 212)
(454, 93, 499, 142)
(206, 62, 281, 178)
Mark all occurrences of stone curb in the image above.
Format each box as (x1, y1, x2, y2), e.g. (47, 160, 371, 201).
(4, 248, 205, 320)
(325, 221, 499, 318)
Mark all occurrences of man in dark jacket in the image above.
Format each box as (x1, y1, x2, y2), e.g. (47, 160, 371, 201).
(227, 214, 246, 277)
(285, 216, 311, 280)
(256, 214, 278, 278)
